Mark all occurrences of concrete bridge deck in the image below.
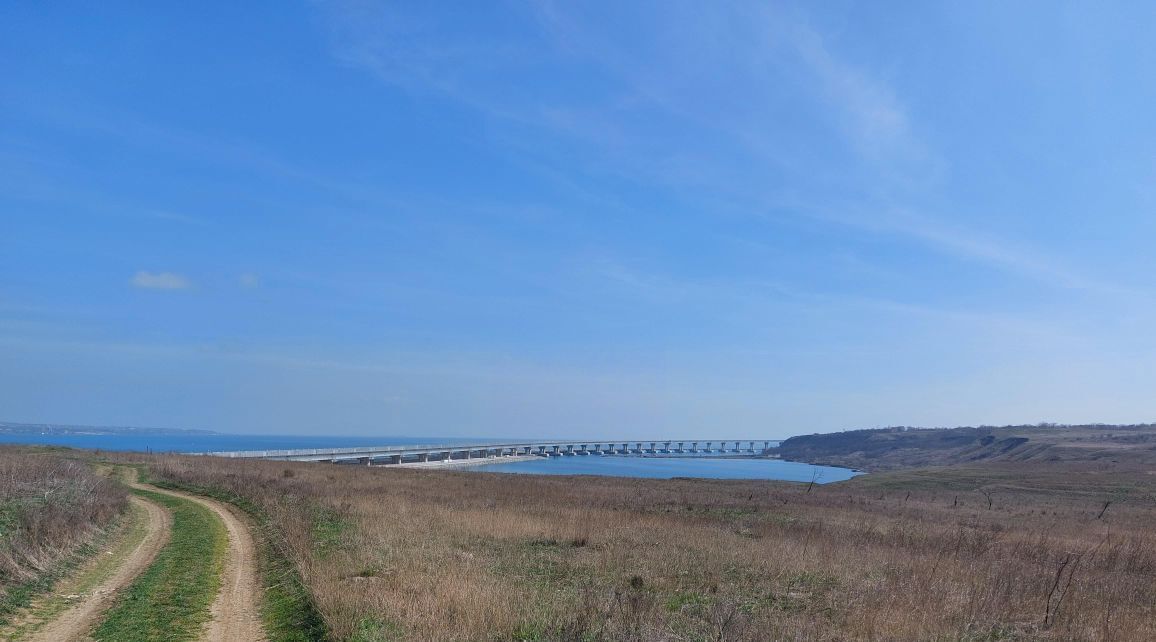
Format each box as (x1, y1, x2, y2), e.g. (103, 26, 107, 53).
(197, 440, 780, 466)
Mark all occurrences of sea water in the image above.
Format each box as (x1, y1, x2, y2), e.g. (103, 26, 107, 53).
(468, 455, 859, 482)
(0, 432, 859, 482)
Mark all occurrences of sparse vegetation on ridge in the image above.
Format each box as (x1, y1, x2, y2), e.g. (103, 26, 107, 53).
(774, 423, 1156, 471)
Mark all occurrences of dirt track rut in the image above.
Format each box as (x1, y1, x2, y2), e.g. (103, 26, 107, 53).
(134, 485, 266, 642)
(5, 476, 266, 642)
(20, 495, 170, 642)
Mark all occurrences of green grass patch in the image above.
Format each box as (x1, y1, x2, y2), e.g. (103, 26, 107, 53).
(310, 506, 351, 559)
(665, 590, 710, 612)
(349, 616, 405, 642)
(92, 489, 227, 641)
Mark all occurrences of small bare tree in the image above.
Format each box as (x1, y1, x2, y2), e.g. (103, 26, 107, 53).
(977, 487, 995, 510)
(806, 469, 823, 493)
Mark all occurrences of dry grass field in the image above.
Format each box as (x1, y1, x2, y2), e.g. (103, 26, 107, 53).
(144, 451, 1156, 641)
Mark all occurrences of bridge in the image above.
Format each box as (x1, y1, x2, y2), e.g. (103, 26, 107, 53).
(199, 439, 781, 466)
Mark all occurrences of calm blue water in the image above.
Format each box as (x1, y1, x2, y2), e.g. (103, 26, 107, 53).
(468, 456, 860, 482)
(0, 433, 859, 482)
(0, 433, 465, 454)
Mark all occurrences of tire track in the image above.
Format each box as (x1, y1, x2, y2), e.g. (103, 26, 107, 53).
(15, 495, 171, 642)
(130, 484, 266, 642)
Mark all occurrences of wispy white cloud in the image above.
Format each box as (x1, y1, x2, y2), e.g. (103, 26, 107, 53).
(131, 271, 190, 290)
(885, 210, 1138, 296)
(784, 19, 928, 174)
(238, 273, 261, 289)
(788, 199, 1147, 299)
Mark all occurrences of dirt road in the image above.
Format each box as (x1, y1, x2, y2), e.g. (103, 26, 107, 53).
(5, 475, 266, 642)
(138, 485, 266, 642)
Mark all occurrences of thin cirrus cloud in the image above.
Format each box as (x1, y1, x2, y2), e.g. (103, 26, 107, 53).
(130, 271, 191, 290)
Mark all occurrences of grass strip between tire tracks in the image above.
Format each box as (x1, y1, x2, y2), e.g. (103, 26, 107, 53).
(92, 489, 226, 641)
(143, 476, 330, 642)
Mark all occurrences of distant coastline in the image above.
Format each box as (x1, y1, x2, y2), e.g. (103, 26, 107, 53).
(0, 421, 217, 436)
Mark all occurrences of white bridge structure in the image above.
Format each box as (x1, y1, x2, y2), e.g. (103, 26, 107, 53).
(200, 440, 780, 466)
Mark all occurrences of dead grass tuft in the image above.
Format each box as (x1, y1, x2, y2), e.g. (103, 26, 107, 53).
(0, 449, 128, 609)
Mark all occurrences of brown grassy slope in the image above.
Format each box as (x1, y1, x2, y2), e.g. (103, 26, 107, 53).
(773, 423, 1156, 471)
(145, 452, 1156, 641)
(0, 448, 128, 609)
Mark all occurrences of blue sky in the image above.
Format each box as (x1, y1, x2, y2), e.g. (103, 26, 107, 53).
(3, 2, 1156, 438)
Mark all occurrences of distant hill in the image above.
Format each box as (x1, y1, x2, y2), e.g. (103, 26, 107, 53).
(0, 421, 217, 436)
(774, 423, 1156, 471)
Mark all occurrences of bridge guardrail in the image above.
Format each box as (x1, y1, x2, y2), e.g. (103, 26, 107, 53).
(194, 440, 781, 459)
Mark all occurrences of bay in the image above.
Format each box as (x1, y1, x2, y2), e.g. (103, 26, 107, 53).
(0, 432, 859, 482)
(467, 455, 860, 482)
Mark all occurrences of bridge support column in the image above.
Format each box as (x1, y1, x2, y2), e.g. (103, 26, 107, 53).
(358, 457, 371, 466)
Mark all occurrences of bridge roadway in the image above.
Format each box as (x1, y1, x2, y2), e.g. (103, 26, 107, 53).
(198, 439, 781, 465)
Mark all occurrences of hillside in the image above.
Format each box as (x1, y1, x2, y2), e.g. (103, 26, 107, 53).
(773, 423, 1156, 471)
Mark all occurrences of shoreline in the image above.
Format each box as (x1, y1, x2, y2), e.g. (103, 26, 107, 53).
(388, 455, 542, 469)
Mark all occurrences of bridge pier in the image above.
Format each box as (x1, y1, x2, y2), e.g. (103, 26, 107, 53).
(206, 439, 779, 465)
